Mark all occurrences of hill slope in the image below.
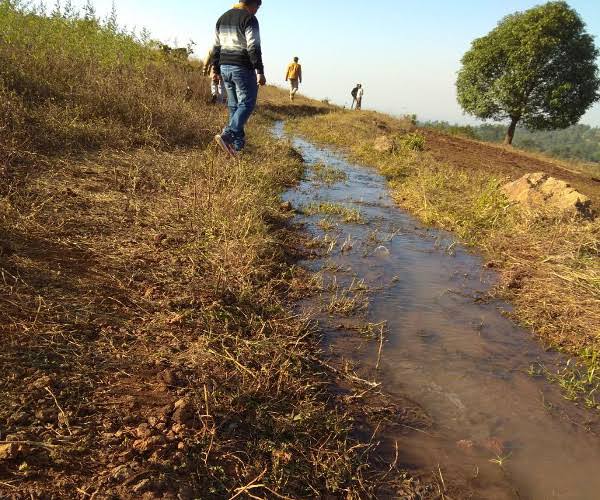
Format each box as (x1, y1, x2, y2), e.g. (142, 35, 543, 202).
(0, 5, 414, 498)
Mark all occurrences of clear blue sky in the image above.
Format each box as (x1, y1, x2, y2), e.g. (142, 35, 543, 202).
(69, 0, 600, 126)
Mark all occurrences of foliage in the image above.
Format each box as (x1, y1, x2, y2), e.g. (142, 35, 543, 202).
(424, 121, 600, 172)
(400, 132, 426, 151)
(456, 1, 600, 144)
(0, 0, 210, 162)
(421, 121, 479, 140)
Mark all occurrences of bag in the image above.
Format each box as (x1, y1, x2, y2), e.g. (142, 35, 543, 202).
(351, 86, 359, 98)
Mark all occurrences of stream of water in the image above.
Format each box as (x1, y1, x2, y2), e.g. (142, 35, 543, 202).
(274, 122, 600, 500)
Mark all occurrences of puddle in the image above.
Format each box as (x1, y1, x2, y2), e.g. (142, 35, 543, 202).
(274, 122, 600, 500)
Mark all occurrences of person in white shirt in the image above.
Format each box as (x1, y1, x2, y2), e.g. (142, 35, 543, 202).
(355, 84, 364, 110)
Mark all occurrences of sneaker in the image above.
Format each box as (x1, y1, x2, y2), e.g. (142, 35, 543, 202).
(214, 134, 237, 158)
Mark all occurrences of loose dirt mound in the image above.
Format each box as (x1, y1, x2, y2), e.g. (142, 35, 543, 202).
(503, 172, 594, 218)
(422, 129, 600, 205)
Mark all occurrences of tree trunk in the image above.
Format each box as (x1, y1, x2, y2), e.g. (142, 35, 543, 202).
(504, 117, 519, 145)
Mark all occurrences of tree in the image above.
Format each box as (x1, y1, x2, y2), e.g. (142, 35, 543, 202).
(83, 0, 96, 22)
(456, 1, 600, 145)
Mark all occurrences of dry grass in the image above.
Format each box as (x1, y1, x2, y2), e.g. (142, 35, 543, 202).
(289, 109, 600, 408)
(0, 4, 430, 498)
(0, 0, 215, 165)
(0, 113, 411, 497)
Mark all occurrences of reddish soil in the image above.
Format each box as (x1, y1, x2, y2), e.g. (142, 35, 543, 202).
(422, 129, 600, 205)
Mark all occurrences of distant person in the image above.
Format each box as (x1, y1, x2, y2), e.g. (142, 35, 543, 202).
(285, 57, 302, 101)
(355, 84, 364, 110)
(350, 83, 360, 109)
(203, 47, 225, 104)
(213, 0, 266, 157)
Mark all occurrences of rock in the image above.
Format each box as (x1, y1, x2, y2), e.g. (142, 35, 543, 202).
(172, 399, 194, 425)
(502, 172, 594, 219)
(456, 440, 475, 452)
(0, 443, 18, 461)
(136, 424, 153, 439)
(373, 135, 395, 154)
(31, 375, 54, 390)
(132, 439, 151, 453)
(171, 423, 186, 435)
(280, 201, 293, 212)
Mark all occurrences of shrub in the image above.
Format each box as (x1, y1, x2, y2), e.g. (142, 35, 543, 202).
(400, 132, 426, 151)
(0, 0, 213, 162)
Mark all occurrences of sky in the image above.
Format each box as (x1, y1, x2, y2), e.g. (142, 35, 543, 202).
(66, 0, 600, 126)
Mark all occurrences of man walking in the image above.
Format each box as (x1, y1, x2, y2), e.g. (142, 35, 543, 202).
(350, 83, 359, 109)
(285, 57, 302, 101)
(213, 0, 266, 157)
(356, 84, 364, 110)
(351, 84, 363, 110)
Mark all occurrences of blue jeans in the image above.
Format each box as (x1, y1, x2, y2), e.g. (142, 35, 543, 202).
(220, 65, 258, 151)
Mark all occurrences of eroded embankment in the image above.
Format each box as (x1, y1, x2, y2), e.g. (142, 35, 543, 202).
(276, 120, 600, 500)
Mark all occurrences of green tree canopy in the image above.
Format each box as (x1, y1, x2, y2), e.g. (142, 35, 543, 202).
(456, 1, 600, 145)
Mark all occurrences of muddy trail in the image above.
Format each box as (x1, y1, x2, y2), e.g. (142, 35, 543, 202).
(274, 122, 600, 500)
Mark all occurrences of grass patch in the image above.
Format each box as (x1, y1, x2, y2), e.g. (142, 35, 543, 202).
(318, 217, 338, 232)
(326, 289, 369, 316)
(312, 162, 348, 185)
(544, 349, 600, 409)
(303, 202, 364, 224)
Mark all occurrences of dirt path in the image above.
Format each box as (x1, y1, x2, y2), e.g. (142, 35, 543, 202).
(277, 122, 600, 500)
(422, 129, 600, 204)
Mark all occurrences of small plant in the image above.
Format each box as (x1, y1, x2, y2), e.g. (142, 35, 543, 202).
(355, 321, 386, 340)
(547, 352, 600, 409)
(489, 453, 512, 468)
(303, 202, 364, 224)
(527, 363, 544, 378)
(312, 163, 348, 185)
(400, 133, 426, 151)
(326, 289, 369, 316)
(318, 217, 337, 232)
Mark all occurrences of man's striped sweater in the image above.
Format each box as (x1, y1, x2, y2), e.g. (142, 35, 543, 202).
(212, 7, 264, 75)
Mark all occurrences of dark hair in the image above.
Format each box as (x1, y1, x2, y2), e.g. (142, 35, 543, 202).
(294, 57, 299, 62)
(242, 0, 262, 6)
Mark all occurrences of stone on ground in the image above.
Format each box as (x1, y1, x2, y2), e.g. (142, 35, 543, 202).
(502, 172, 593, 219)
(373, 135, 395, 154)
